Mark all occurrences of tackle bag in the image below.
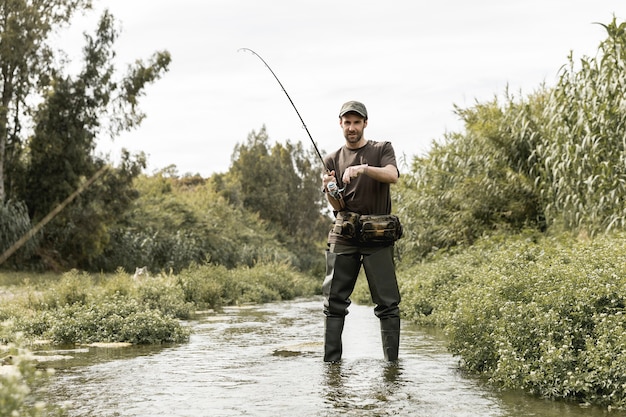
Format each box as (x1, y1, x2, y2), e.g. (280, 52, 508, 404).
(358, 214, 403, 243)
(332, 212, 403, 243)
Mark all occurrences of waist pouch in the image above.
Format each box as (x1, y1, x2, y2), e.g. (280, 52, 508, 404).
(332, 212, 403, 243)
(359, 214, 403, 243)
(332, 211, 360, 240)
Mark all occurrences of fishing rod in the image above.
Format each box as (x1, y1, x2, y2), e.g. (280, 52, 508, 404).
(238, 48, 343, 200)
(238, 48, 326, 167)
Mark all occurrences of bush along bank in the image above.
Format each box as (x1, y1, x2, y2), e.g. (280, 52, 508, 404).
(0, 261, 319, 415)
(399, 231, 626, 409)
(0, 261, 319, 347)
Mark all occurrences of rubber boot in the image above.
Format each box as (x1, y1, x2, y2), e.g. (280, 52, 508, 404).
(380, 317, 400, 361)
(324, 316, 345, 362)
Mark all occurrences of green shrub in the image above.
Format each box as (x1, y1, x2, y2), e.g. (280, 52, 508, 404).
(100, 268, 139, 298)
(137, 275, 193, 319)
(231, 262, 319, 303)
(20, 295, 190, 345)
(41, 269, 94, 308)
(400, 231, 626, 408)
(2, 263, 318, 348)
(118, 309, 191, 345)
(176, 263, 228, 310)
(176, 261, 320, 308)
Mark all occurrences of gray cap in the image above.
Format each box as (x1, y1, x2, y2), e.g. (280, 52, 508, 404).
(339, 101, 368, 119)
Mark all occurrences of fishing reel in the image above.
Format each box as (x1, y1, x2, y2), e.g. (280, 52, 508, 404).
(327, 181, 344, 200)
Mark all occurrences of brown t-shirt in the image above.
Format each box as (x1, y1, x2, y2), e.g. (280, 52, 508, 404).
(324, 140, 399, 244)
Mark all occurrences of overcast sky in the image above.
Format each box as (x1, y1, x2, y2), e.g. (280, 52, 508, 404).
(57, 0, 625, 177)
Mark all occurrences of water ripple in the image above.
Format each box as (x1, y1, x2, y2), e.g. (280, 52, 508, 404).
(43, 299, 624, 417)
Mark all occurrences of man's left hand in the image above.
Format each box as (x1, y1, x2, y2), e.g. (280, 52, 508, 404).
(342, 164, 368, 184)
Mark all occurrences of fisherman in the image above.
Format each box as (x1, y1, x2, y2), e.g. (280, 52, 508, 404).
(321, 100, 402, 362)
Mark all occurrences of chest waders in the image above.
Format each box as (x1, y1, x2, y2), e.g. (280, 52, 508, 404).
(322, 245, 401, 362)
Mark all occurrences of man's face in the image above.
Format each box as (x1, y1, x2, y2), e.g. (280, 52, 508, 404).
(340, 113, 367, 146)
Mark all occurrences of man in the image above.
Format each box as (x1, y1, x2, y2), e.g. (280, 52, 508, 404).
(321, 100, 402, 362)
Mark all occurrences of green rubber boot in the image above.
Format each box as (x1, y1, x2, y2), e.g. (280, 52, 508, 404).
(380, 317, 400, 361)
(324, 317, 345, 362)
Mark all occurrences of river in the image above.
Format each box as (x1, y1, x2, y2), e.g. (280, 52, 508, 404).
(42, 298, 623, 416)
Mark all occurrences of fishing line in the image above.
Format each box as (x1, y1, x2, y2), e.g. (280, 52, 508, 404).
(238, 48, 328, 170)
(238, 48, 344, 202)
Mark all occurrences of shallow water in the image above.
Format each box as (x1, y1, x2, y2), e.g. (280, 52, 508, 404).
(43, 298, 623, 416)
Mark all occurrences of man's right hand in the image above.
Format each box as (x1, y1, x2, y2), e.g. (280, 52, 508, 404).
(322, 170, 337, 191)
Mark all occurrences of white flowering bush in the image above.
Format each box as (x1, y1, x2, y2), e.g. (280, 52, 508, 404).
(0, 338, 64, 416)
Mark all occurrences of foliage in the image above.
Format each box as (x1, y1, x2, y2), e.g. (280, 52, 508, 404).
(0, 261, 319, 345)
(530, 18, 626, 234)
(227, 126, 326, 233)
(216, 126, 329, 271)
(176, 263, 227, 310)
(0, 338, 65, 417)
(393, 22, 626, 408)
(0, 0, 92, 203)
(97, 171, 298, 273)
(176, 261, 320, 310)
(17, 10, 169, 270)
(398, 18, 626, 261)
(5, 269, 191, 345)
(20, 294, 189, 345)
(0, 4, 327, 275)
(0, 200, 39, 267)
(395, 98, 545, 261)
(399, 232, 626, 408)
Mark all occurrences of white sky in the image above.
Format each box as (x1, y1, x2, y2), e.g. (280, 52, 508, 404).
(56, 0, 626, 177)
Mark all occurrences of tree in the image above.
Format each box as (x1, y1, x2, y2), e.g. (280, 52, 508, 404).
(228, 127, 327, 240)
(0, 0, 92, 203)
(216, 127, 328, 270)
(20, 10, 170, 269)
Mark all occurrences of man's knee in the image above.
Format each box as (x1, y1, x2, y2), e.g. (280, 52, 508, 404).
(323, 251, 360, 317)
(375, 304, 400, 320)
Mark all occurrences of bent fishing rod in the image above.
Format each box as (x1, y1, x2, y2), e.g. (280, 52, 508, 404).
(238, 48, 343, 199)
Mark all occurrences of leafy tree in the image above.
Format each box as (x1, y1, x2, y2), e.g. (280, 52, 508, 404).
(215, 127, 328, 271)
(225, 127, 327, 243)
(18, 10, 169, 269)
(0, 0, 92, 203)
(97, 171, 297, 273)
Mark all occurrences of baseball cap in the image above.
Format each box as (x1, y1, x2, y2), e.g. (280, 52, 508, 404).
(339, 101, 368, 119)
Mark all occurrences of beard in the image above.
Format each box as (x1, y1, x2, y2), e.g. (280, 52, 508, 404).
(344, 130, 363, 144)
